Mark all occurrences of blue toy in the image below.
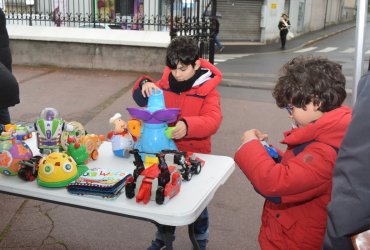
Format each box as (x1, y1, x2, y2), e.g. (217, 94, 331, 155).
(127, 89, 179, 166)
(261, 140, 281, 163)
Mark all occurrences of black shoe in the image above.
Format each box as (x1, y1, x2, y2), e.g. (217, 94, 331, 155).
(194, 239, 208, 250)
(147, 239, 166, 250)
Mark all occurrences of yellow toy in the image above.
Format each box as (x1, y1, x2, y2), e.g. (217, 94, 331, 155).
(37, 152, 87, 187)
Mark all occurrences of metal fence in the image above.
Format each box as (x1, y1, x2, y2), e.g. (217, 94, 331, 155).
(3, 0, 216, 62)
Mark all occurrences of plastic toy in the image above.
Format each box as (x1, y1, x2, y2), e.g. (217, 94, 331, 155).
(30, 108, 74, 155)
(162, 150, 205, 181)
(107, 113, 134, 158)
(67, 139, 89, 166)
(125, 150, 182, 205)
(79, 134, 105, 160)
(0, 123, 33, 141)
(37, 152, 88, 188)
(60, 121, 86, 151)
(0, 139, 33, 176)
(17, 155, 42, 181)
(13, 122, 33, 141)
(127, 89, 180, 166)
(261, 140, 281, 163)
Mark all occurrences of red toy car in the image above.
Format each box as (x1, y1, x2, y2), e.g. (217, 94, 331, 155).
(125, 150, 181, 205)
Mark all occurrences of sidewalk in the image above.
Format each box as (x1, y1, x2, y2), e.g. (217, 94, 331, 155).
(0, 21, 356, 250)
(217, 20, 356, 54)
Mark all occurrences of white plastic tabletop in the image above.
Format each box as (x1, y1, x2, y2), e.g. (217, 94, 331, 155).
(0, 136, 235, 226)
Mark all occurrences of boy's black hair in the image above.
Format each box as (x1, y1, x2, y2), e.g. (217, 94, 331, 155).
(272, 56, 346, 112)
(166, 36, 199, 69)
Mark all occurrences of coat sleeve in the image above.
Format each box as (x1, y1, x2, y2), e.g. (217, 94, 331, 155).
(132, 75, 158, 107)
(183, 88, 222, 138)
(234, 140, 336, 201)
(324, 73, 370, 250)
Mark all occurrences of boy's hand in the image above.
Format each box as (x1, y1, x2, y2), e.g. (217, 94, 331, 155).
(241, 129, 268, 144)
(171, 120, 187, 139)
(141, 82, 160, 98)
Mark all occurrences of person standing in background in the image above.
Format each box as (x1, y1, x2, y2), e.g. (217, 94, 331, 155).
(211, 17, 224, 52)
(278, 13, 290, 50)
(0, 7, 12, 72)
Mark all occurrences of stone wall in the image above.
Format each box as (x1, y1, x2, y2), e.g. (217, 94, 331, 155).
(8, 25, 170, 73)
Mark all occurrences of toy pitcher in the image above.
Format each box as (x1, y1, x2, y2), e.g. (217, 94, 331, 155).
(127, 89, 179, 166)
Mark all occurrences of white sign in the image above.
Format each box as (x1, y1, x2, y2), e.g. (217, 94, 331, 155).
(26, 0, 34, 5)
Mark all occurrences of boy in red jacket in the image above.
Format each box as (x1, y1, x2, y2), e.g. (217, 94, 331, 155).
(132, 36, 222, 250)
(234, 56, 351, 250)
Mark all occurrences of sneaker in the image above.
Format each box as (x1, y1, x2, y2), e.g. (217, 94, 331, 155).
(195, 239, 208, 250)
(147, 239, 166, 250)
(219, 46, 225, 52)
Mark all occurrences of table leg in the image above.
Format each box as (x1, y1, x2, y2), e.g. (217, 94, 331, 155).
(188, 223, 200, 250)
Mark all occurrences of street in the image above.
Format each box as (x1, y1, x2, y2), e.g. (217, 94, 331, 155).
(215, 23, 370, 91)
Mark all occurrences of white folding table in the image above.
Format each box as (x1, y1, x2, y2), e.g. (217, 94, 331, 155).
(0, 136, 235, 249)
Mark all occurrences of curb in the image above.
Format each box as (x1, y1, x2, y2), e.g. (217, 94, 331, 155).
(302, 25, 356, 47)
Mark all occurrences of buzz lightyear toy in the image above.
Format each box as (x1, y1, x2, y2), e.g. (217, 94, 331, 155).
(127, 89, 179, 166)
(30, 108, 73, 155)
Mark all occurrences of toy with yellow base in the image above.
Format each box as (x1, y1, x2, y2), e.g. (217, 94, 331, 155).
(37, 152, 88, 188)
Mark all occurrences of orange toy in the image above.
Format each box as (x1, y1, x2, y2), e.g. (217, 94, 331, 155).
(127, 119, 141, 139)
(80, 134, 105, 160)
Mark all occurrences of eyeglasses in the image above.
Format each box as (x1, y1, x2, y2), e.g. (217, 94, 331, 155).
(285, 104, 294, 115)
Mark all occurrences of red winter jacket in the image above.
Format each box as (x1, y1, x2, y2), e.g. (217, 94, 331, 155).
(132, 58, 222, 153)
(234, 106, 351, 250)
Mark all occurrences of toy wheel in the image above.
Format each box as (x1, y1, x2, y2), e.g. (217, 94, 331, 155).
(91, 150, 99, 160)
(184, 171, 192, 181)
(125, 182, 136, 199)
(193, 162, 202, 175)
(156, 186, 165, 205)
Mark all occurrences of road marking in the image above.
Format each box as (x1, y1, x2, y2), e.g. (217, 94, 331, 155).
(340, 48, 355, 53)
(214, 53, 253, 65)
(294, 47, 317, 53)
(316, 47, 338, 53)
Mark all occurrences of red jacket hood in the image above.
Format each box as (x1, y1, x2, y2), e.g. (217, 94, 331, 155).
(282, 106, 352, 149)
(159, 58, 222, 96)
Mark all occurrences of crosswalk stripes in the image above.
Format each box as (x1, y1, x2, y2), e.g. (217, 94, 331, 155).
(294, 47, 370, 54)
(214, 53, 252, 65)
(340, 48, 355, 53)
(316, 47, 338, 53)
(294, 47, 317, 53)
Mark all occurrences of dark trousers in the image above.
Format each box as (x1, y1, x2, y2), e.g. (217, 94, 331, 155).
(280, 29, 288, 49)
(156, 208, 209, 241)
(0, 107, 11, 124)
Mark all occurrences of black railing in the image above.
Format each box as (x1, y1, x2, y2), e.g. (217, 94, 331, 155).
(3, 0, 216, 62)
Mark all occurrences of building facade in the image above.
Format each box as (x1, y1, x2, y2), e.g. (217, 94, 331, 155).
(217, 0, 356, 43)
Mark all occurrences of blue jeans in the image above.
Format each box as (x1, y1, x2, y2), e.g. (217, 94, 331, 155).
(0, 108, 11, 124)
(215, 36, 222, 49)
(155, 208, 209, 241)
